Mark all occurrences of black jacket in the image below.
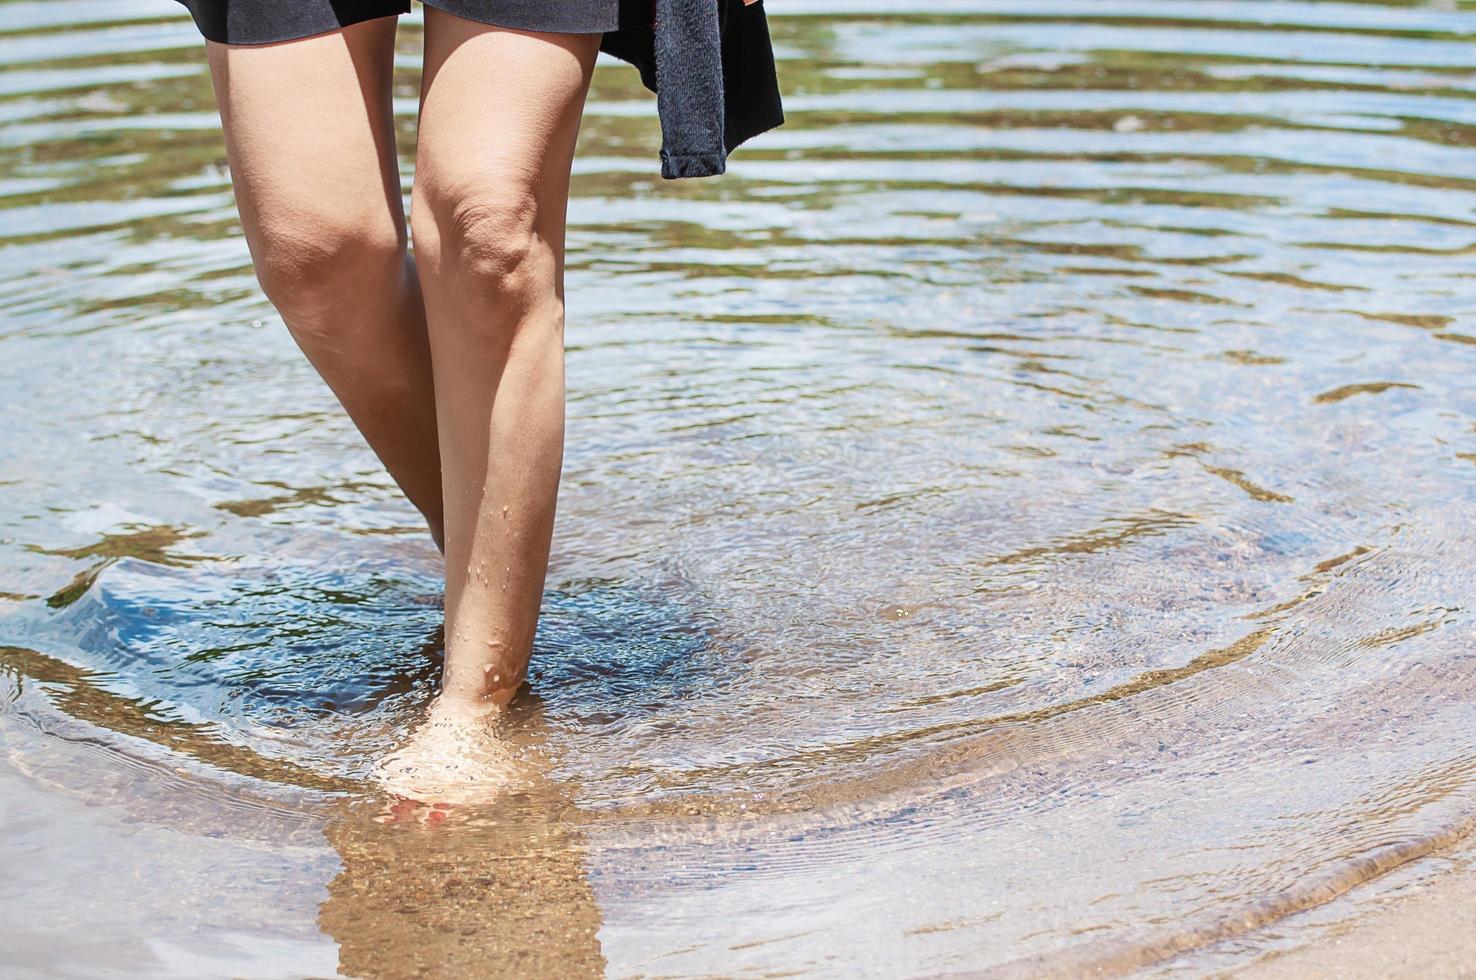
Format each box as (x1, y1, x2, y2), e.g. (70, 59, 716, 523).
(601, 0, 784, 178)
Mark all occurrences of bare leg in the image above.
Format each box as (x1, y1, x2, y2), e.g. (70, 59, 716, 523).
(411, 12, 600, 714)
(206, 18, 445, 547)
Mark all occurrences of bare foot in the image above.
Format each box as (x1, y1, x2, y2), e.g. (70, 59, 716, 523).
(373, 697, 525, 805)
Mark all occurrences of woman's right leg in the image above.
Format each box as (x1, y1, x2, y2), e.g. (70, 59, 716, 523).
(206, 18, 444, 546)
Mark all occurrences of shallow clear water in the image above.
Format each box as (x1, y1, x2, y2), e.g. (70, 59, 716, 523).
(2, 0, 1476, 975)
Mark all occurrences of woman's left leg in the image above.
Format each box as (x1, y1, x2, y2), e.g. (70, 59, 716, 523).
(410, 11, 601, 715)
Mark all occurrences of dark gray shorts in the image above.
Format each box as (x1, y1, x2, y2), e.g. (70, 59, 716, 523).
(174, 0, 630, 44)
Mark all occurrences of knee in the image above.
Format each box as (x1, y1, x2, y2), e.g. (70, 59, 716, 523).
(413, 186, 552, 312)
(250, 210, 406, 327)
(450, 196, 541, 297)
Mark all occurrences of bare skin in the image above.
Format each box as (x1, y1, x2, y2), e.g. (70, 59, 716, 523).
(411, 12, 600, 716)
(206, 20, 445, 549)
(205, 11, 601, 794)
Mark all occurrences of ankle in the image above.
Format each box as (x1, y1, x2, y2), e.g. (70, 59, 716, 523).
(437, 665, 520, 716)
(430, 692, 504, 722)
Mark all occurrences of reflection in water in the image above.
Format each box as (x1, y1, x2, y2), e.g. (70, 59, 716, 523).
(2, 0, 1476, 974)
(321, 800, 603, 980)
(320, 705, 604, 980)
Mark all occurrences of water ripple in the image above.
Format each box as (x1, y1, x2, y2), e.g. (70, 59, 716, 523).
(1, 0, 1475, 974)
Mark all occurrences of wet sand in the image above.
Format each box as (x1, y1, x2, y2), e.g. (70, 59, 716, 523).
(1236, 844, 1476, 979)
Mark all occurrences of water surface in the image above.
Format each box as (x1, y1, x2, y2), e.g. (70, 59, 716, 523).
(2, 0, 1476, 975)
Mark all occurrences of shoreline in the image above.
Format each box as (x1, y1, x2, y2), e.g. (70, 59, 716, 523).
(1232, 841, 1476, 978)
